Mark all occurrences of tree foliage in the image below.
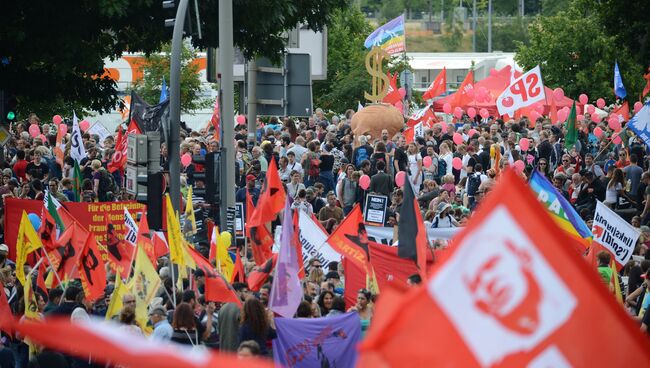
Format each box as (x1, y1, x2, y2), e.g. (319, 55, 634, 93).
(313, 6, 373, 112)
(476, 17, 530, 52)
(131, 42, 211, 114)
(0, 0, 348, 117)
(515, 5, 644, 102)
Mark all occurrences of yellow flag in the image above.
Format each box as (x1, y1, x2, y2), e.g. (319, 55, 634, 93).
(16, 211, 43, 286)
(611, 260, 623, 304)
(184, 186, 197, 236)
(217, 231, 234, 280)
(105, 275, 126, 320)
(166, 194, 184, 265)
(23, 267, 41, 358)
(129, 246, 162, 332)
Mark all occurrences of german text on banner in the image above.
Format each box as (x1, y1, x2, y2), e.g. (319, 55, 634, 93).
(273, 313, 361, 367)
(297, 211, 340, 271)
(364, 15, 405, 55)
(496, 65, 545, 116)
(592, 201, 640, 267)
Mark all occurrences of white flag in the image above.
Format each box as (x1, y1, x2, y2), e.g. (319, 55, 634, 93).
(592, 201, 640, 267)
(123, 208, 138, 246)
(70, 111, 87, 162)
(298, 211, 341, 270)
(496, 65, 545, 116)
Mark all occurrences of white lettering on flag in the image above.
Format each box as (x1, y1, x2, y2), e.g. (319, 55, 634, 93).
(496, 65, 545, 116)
(592, 201, 640, 267)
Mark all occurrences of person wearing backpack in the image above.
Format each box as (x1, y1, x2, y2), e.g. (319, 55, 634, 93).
(353, 135, 374, 168)
(465, 163, 485, 209)
(301, 141, 321, 187)
(91, 160, 116, 202)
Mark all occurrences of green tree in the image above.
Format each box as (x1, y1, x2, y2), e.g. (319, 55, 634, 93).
(515, 6, 644, 101)
(442, 20, 464, 51)
(131, 42, 211, 113)
(0, 0, 348, 117)
(313, 7, 373, 112)
(476, 17, 530, 52)
(380, 0, 404, 21)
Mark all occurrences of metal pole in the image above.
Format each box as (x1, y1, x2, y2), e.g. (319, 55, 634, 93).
(487, 0, 492, 53)
(246, 59, 257, 146)
(169, 0, 189, 214)
(219, 0, 235, 231)
(472, 0, 476, 52)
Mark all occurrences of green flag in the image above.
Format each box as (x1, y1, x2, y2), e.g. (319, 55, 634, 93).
(46, 192, 65, 232)
(73, 160, 82, 202)
(564, 101, 577, 149)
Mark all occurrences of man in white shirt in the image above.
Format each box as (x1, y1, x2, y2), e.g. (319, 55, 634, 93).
(287, 136, 308, 162)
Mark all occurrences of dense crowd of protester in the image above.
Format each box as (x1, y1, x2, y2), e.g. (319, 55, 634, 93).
(1, 103, 650, 367)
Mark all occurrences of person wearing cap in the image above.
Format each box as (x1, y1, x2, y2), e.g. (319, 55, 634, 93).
(235, 173, 260, 205)
(150, 306, 173, 341)
(0, 244, 15, 269)
(430, 202, 459, 228)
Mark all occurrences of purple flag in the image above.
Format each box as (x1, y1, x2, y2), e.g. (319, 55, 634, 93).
(273, 312, 361, 367)
(270, 198, 302, 318)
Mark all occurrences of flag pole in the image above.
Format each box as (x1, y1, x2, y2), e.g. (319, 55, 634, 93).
(41, 248, 66, 292)
(170, 261, 177, 308)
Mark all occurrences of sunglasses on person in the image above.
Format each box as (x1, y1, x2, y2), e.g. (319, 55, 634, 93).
(312, 264, 322, 268)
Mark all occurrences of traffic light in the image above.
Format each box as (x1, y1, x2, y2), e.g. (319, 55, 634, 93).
(191, 151, 221, 204)
(162, 0, 202, 39)
(125, 132, 164, 230)
(0, 90, 17, 124)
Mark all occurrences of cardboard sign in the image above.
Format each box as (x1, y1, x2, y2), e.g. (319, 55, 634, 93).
(364, 194, 388, 226)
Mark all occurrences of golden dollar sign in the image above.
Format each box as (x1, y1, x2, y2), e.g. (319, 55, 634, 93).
(364, 47, 391, 103)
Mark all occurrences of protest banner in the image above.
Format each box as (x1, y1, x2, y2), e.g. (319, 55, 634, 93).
(273, 313, 361, 368)
(364, 15, 405, 55)
(366, 225, 459, 245)
(363, 194, 388, 226)
(496, 65, 545, 116)
(235, 202, 244, 239)
(297, 211, 340, 270)
(4, 198, 145, 261)
(86, 122, 112, 147)
(591, 201, 640, 268)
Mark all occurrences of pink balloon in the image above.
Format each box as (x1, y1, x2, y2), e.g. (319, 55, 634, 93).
(609, 118, 621, 132)
(38, 134, 46, 143)
(453, 107, 463, 119)
(612, 135, 622, 145)
(423, 156, 432, 168)
(439, 122, 448, 133)
(236, 115, 246, 125)
(596, 98, 606, 109)
(452, 133, 463, 145)
(29, 124, 40, 138)
(452, 157, 462, 171)
(593, 127, 603, 137)
(591, 113, 602, 123)
(514, 160, 525, 173)
(479, 108, 489, 119)
(553, 88, 564, 101)
(181, 153, 192, 167)
(575, 105, 582, 115)
(467, 107, 476, 119)
(59, 124, 68, 135)
(586, 105, 595, 115)
(634, 101, 643, 114)
(557, 110, 568, 122)
(395, 171, 406, 187)
(577, 114, 584, 121)
(79, 120, 90, 132)
(579, 94, 589, 105)
(52, 115, 62, 125)
(443, 103, 452, 114)
(519, 138, 530, 151)
(359, 175, 370, 190)
(398, 87, 406, 99)
(468, 129, 478, 137)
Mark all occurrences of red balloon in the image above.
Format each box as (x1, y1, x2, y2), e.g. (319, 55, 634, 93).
(452, 157, 462, 171)
(479, 108, 489, 119)
(29, 124, 40, 138)
(612, 135, 622, 145)
(52, 115, 63, 125)
(236, 115, 246, 125)
(557, 110, 568, 122)
(453, 107, 463, 119)
(181, 153, 192, 167)
(593, 127, 603, 137)
(634, 101, 643, 114)
(359, 174, 370, 190)
(38, 134, 46, 143)
(467, 107, 476, 119)
(514, 160, 525, 173)
(609, 118, 621, 132)
(395, 171, 406, 187)
(579, 94, 588, 105)
(443, 103, 452, 114)
(398, 87, 406, 99)
(591, 113, 602, 123)
(553, 88, 564, 101)
(439, 122, 448, 134)
(452, 133, 463, 145)
(468, 129, 478, 137)
(59, 124, 68, 135)
(596, 98, 606, 109)
(519, 137, 530, 151)
(79, 120, 90, 132)
(422, 156, 432, 168)
(587, 105, 595, 115)
(577, 114, 585, 121)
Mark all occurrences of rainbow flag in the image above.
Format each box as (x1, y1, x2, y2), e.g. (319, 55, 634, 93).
(529, 171, 592, 251)
(364, 15, 405, 55)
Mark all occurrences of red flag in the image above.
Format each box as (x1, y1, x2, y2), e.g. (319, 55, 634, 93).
(369, 243, 433, 291)
(231, 250, 245, 283)
(403, 127, 414, 144)
(39, 201, 75, 251)
(187, 245, 218, 278)
(549, 94, 558, 125)
(613, 101, 630, 122)
(77, 233, 107, 302)
(127, 119, 142, 135)
(152, 231, 170, 259)
(326, 205, 370, 272)
(422, 67, 446, 100)
(383, 72, 402, 105)
(342, 257, 367, 309)
(247, 255, 277, 292)
(205, 275, 241, 307)
(0, 281, 13, 335)
(136, 212, 156, 264)
(36, 259, 48, 296)
(359, 171, 650, 367)
(247, 192, 273, 265)
(107, 126, 126, 173)
(248, 158, 286, 227)
(14, 318, 272, 368)
(104, 216, 135, 280)
(52, 222, 88, 281)
(453, 70, 474, 108)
